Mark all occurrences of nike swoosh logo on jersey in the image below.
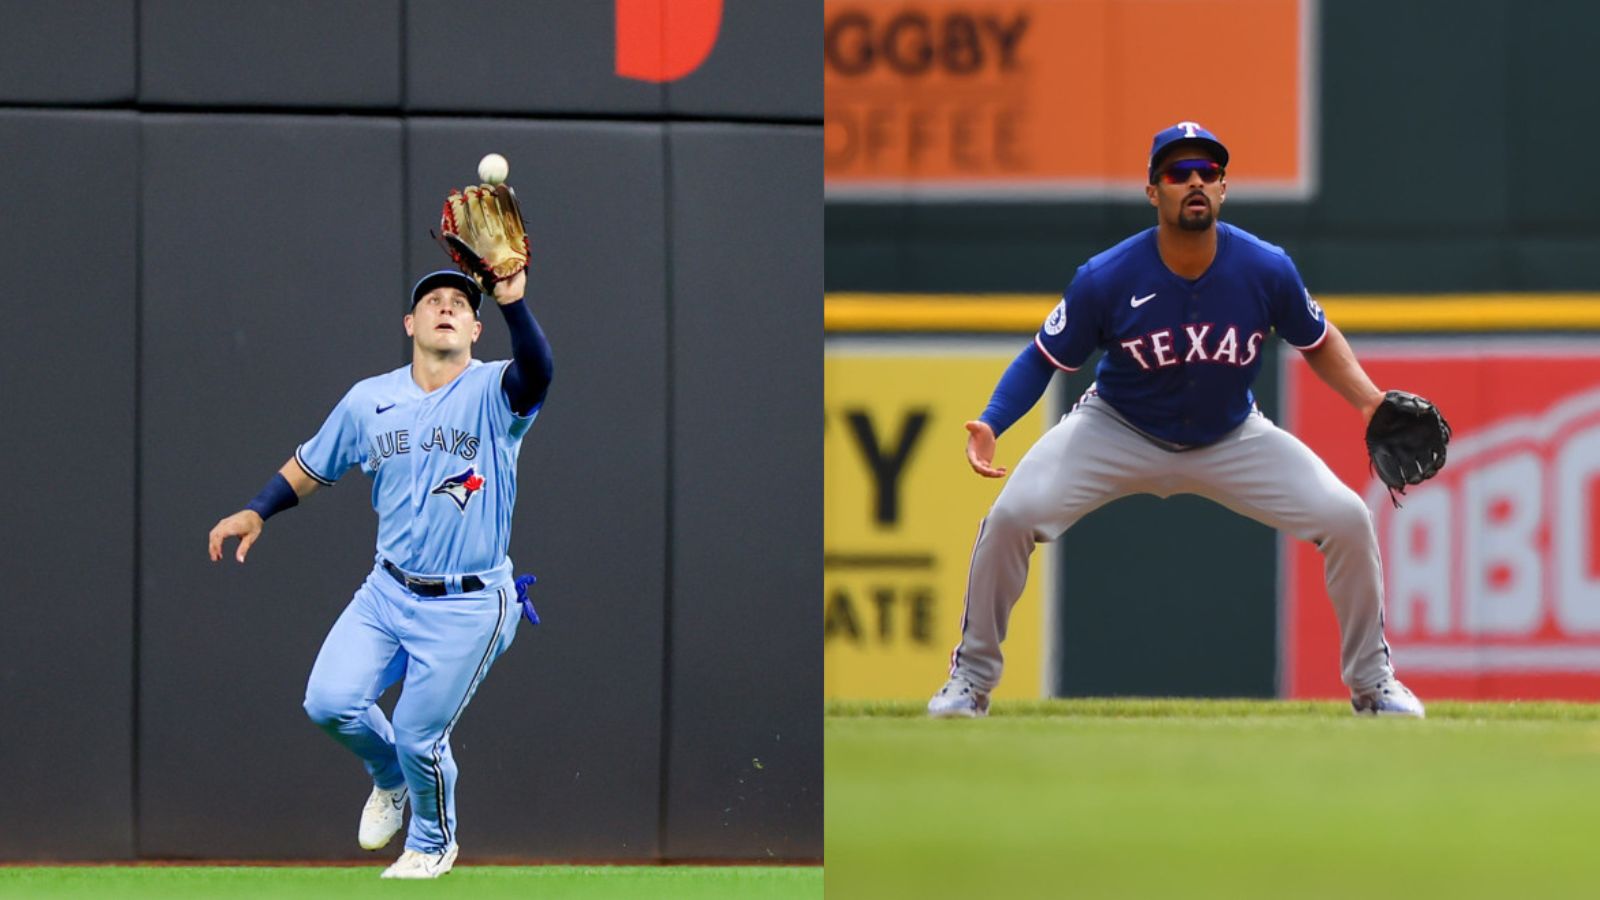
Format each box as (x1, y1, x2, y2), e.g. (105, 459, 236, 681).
(376, 403, 396, 414)
(1131, 293, 1157, 308)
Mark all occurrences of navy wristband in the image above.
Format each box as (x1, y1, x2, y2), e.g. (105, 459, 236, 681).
(246, 473, 300, 520)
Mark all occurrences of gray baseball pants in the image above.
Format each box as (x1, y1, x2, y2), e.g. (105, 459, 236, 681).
(949, 393, 1393, 695)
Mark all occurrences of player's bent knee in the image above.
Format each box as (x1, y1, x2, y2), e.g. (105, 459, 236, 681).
(1321, 490, 1375, 542)
(302, 692, 361, 728)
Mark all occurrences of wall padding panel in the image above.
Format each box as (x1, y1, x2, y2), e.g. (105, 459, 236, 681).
(138, 115, 405, 858)
(665, 123, 823, 859)
(0, 0, 135, 103)
(140, 0, 401, 107)
(0, 109, 138, 860)
(666, 0, 821, 119)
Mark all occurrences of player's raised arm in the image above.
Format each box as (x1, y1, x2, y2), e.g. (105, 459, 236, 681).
(490, 270, 554, 416)
(207, 459, 321, 564)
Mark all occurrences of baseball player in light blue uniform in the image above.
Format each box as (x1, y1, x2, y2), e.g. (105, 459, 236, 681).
(208, 267, 551, 878)
(928, 122, 1425, 720)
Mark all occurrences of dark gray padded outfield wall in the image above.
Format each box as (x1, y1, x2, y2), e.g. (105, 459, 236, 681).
(0, 0, 817, 862)
(137, 116, 407, 859)
(666, 124, 823, 858)
(664, 1, 822, 119)
(139, 0, 403, 107)
(0, 110, 139, 861)
(0, 0, 136, 103)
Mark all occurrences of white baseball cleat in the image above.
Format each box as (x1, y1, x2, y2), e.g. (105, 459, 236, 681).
(358, 784, 408, 850)
(380, 843, 459, 879)
(1351, 677, 1425, 718)
(927, 676, 991, 718)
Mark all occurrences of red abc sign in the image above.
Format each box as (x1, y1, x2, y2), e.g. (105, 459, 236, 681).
(1282, 341, 1600, 700)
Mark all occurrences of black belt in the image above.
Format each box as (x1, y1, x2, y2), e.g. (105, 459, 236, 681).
(382, 559, 484, 597)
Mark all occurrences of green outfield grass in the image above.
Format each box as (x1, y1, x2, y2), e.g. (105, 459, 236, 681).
(826, 699, 1600, 900)
(0, 864, 820, 899)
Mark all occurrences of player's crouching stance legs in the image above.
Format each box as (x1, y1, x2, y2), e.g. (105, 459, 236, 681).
(928, 121, 1444, 720)
(208, 265, 554, 876)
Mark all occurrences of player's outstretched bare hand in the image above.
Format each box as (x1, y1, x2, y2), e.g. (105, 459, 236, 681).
(208, 510, 264, 563)
(964, 420, 1008, 478)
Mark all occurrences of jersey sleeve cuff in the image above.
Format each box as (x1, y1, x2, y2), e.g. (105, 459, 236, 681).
(1287, 319, 1330, 351)
(1033, 335, 1082, 372)
(294, 446, 336, 486)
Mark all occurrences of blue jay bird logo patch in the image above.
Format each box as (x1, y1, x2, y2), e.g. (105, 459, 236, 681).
(431, 467, 486, 512)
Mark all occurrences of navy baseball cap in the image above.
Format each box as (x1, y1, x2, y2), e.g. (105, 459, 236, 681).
(410, 270, 482, 314)
(1148, 122, 1230, 183)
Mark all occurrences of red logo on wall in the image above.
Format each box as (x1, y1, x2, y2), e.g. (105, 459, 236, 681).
(615, 0, 723, 82)
(1282, 340, 1600, 700)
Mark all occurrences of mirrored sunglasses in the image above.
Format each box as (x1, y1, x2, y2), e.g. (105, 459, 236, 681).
(1159, 159, 1224, 184)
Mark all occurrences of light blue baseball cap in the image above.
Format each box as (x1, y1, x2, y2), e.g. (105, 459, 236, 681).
(410, 269, 482, 314)
(1148, 122, 1229, 183)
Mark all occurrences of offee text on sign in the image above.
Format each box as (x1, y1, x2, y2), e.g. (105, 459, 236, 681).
(825, 5, 1035, 180)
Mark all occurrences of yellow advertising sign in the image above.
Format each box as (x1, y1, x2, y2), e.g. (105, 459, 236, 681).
(825, 342, 1050, 699)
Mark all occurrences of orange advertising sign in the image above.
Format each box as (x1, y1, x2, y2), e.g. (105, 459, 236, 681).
(1282, 341, 1600, 701)
(824, 0, 1314, 199)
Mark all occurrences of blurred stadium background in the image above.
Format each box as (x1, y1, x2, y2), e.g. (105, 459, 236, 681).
(0, 0, 820, 873)
(824, 0, 1600, 705)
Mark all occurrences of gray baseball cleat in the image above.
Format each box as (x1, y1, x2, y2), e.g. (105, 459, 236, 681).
(1351, 676, 1425, 718)
(928, 676, 991, 718)
(358, 783, 408, 850)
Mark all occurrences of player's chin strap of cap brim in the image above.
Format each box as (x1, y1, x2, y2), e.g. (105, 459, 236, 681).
(515, 574, 540, 625)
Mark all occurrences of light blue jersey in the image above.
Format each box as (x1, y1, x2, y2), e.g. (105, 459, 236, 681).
(295, 359, 537, 579)
(299, 355, 541, 855)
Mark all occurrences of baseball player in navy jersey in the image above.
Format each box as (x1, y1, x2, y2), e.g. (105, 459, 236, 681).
(928, 122, 1425, 720)
(207, 266, 552, 877)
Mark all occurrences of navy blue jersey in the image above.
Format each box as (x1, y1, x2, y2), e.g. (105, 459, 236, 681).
(1035, 222, 1327, 446)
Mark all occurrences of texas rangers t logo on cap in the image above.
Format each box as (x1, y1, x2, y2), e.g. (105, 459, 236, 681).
(431, 467, 486, 512)
(1148, 121, 1230, 182)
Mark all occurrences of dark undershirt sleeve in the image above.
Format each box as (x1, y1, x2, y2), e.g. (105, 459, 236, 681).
(496, 299, 553, 416)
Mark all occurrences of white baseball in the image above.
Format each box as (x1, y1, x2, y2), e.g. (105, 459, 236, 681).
(477, 153, 509, 185)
